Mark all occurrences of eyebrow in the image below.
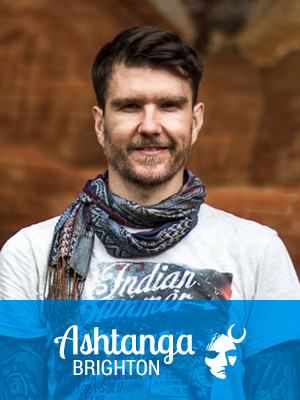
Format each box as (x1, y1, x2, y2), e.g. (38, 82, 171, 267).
(109, 96, 189, 108)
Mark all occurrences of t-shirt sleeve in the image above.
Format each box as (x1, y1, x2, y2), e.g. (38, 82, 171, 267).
(0, 229, 42, 300)
(254, 233, 300, 300)
(0, 227, 51, 338)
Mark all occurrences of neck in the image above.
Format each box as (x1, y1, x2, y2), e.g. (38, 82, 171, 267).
(107, 171, 184, 205)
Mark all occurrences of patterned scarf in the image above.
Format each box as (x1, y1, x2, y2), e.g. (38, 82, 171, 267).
(45, 170, 206, 300)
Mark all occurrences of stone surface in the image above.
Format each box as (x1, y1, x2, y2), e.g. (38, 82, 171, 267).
(187, 50, 263, 185)
(235, 0, 300, 66)
(250, 50, 300, 185)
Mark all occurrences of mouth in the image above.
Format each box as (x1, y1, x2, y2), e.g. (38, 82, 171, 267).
(133, 145, 169, 156)
(217, 369, 226, 374)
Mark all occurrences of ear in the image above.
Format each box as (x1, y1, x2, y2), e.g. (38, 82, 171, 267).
(191, 102, 204, 145)
(92, 106, 105, 147)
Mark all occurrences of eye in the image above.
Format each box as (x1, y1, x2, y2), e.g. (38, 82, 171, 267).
(205, 350, 219, 359)
(161, 102, 180, 110)
(226, 350, 236, 358)
(121, 103, 140, 112)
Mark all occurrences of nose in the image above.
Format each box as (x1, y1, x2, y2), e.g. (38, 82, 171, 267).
(137, 105, 162, 135)
(218, 353, 228, 367)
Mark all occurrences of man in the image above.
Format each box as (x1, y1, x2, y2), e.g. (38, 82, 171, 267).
(0, 26, 299, 399)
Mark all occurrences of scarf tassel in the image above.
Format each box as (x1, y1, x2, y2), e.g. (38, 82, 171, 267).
(46, 257, 84, 300)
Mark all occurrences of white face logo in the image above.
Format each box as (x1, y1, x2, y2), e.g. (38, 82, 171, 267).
(205, 325, 246, 379)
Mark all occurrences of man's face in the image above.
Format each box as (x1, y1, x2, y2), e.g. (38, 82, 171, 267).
(93, 63, 203, 189)
(205, 335, 237, 379)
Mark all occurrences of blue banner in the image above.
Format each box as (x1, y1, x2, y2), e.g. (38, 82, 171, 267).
(0, 300, 299, 399)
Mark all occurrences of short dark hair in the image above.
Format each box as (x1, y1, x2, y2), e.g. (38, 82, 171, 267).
(91, 25, 204, 109)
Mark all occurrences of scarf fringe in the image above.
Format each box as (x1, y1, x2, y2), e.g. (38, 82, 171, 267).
(46, 257, 84, 300)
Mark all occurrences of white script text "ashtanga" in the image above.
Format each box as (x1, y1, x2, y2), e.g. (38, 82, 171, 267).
(54, 326, 195, 364)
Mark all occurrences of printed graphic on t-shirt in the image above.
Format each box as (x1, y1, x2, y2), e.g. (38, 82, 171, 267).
(84, 261, 233, 301)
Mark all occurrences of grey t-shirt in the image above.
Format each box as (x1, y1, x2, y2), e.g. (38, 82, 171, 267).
(0, 204, 300, 400)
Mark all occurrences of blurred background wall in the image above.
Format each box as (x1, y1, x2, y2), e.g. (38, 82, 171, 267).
(0, 0, 299, 275)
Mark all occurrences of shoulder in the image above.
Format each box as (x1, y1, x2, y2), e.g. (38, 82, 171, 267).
(199, 203, 277, 244)
(1, 216, 59, 254)
(199, 204, 300, 299)
(0, 217, 60, 300)
(196, 203, 281, 273)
